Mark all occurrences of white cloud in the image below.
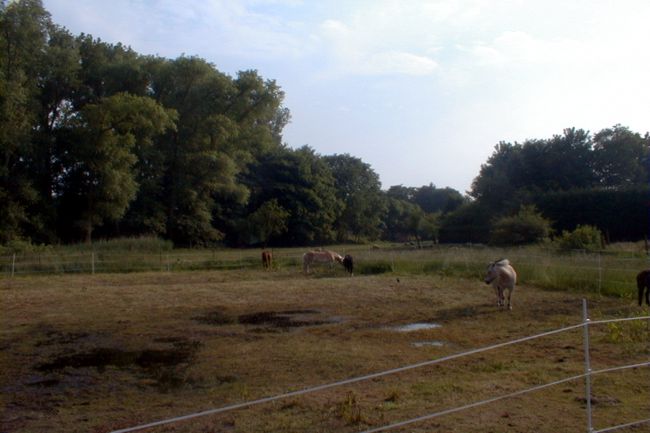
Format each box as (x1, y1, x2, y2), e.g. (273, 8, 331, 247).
(318, 17, 438, 77)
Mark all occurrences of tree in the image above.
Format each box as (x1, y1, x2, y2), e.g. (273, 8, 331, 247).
(0, 0, 52, 242)
(324, 154, 386, 242)
(383, 196, 423, 243)
(56, 93, 175, 242)
(412, 183, 465, 214)
(244, 146, 342, 245)
(592, 125, 648, 188)
(246, 199, 289, 247)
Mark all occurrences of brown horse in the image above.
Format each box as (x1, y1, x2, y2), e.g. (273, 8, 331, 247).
(262, 250, 272, 270)
(636, 269, 650, 306)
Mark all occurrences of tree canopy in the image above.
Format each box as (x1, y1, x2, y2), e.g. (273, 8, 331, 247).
(2, 0, 648, 247)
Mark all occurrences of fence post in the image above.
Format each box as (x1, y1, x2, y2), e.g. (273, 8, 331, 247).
(11, 253, 16, 278)
(91, 252, 95, 275)
(597, 253, 602, 295)
(582, 299, 593, 433)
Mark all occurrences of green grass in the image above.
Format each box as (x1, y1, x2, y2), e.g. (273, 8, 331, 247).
(2, 241, 647, 299)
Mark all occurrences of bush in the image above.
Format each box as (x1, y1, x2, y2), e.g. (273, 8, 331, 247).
(489, 205, 553, 246)
(555, 225, 604, 252)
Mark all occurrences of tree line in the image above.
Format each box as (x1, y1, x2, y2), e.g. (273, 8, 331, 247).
(2, 1, 648, 248)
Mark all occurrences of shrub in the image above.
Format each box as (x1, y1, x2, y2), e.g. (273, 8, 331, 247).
(555, 225, 604, 252)
(489, 205, 553, 246)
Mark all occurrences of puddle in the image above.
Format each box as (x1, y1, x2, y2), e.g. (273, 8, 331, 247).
(412, 341, 444, 348)
(392, 323, 441, 332)
(238, 310, 337, 329)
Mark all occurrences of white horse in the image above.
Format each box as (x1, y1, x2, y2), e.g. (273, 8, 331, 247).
(485, 259, 517, 310)
(302, 250, 344, 273)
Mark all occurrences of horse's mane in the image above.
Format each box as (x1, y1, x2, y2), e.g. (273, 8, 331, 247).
(494, 258, 510, 266)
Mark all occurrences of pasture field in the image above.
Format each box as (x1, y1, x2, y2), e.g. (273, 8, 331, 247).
(1, 256, 649, 432)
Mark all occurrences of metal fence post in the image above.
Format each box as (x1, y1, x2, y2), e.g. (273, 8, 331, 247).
(582, 299, 593, 433)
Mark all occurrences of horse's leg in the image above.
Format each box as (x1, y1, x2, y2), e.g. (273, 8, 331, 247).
(506, 287, 513, 310)
(493, 286, 500, 306)
(645, 285, 650, 305)
(497, 287, 504, 307)
(640, 285, 643, 306)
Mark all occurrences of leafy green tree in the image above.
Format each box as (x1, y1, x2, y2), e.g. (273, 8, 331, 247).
(489, 205, 553, 246)
(56, 93, 175, 242)
(438, 201, 491, 244)
(413, 183, 465, 214)
(324, 154, 386, 242)
(141, 57, 245, 244)
(417, 212, 440, 244)
(383, 196, 423, 243)
(471, 128, 595, 211)
(386, 185, 417, 202)
(0, 0, 51, 242)
(246, 199, 289, 247)
(592, 125, 648, 188)
(244, 146, 342, 245)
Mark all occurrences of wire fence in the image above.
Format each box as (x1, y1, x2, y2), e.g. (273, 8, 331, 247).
(110, 301, 650, 433)
(3, 246, 648, 300)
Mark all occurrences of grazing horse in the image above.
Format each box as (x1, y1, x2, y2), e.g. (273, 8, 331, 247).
(636, 269, 650, 306)
(343, 254, 354, 276)
(485, 259, 517, 310)
(261, 250, 272, 270)
(302, 250, 344, 273)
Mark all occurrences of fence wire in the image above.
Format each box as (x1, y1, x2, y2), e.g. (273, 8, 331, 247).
(109, 314, 650, 433)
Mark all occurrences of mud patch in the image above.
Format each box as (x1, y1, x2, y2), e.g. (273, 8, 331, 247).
(35, 329, 90, 347)
(433, 306, 482, 321)
(193, 310, 234, 325)
(36, 341, 199, 373)
(575, 395, 621, 406)
(238, 310, 335, 329)
(32, 339, 201, 393)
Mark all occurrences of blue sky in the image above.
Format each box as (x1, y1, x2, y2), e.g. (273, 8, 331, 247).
(41, 0, 650, 193)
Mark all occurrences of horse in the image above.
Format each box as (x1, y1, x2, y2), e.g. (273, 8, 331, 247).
(261, 250, 272, 270)
(636, 269, 650, 306)
(485, 259, 517, 310)
(302, 250, 343, 273)
(343, 254, 354, 276)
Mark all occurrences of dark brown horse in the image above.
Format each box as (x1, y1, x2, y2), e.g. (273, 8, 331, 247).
(343, 254, 353, 276)
(636, 269, 650, 306)
(262, 250, 272, 270)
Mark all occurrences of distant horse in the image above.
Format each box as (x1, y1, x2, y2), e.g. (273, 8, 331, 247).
(343, 254, 354, 276)
(485, 259, 517, 310)
(262, 250, 272, 270)
(636, 269, 650, 306)
(302, 250, 343, 273)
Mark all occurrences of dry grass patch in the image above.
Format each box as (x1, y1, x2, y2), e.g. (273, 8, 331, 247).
(1, 270, 648, 433)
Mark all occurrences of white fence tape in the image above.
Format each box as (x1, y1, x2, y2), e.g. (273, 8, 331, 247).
(109, 313, 649, 433)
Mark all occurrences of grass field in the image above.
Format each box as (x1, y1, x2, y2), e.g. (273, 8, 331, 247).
(1, 253, 649, 433)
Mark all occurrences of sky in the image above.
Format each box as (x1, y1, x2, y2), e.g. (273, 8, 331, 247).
(41, 0, 650, 193)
